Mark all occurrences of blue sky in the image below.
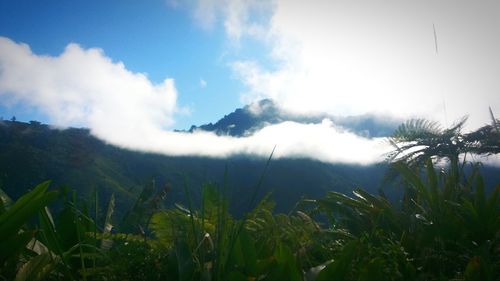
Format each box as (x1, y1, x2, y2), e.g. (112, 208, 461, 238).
(0, 0, 499, 164)
(0, 0, 269, 129)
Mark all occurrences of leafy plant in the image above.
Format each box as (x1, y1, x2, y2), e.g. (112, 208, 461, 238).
(0, 181, 57, 280)
(1, 116, 498, 280)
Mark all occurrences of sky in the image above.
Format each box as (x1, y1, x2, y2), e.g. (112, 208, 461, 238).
(0, 0, 499, 164)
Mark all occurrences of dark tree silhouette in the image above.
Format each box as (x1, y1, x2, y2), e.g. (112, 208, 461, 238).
(387, 109, 500, 180)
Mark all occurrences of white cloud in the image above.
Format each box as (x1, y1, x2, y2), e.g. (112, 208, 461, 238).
(226, 0, 500, 129)
(3, 36, 497, 166)
(159, 0, 500, 165)
(241, 120, 389, 164)
(0, 36, 390, 165)
(108, 119, 391, 165)
(222, 0, 272, 41)
(169, 0, 274, 41)
(0, 37, 178, 142)
(193, 0, 218, 30)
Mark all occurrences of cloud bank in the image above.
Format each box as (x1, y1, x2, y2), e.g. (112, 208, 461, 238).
(121, 120, 390, 165)
(0, 37, 177, 143)
(186, 0, 500, 129)
(0, 36, 389, 165)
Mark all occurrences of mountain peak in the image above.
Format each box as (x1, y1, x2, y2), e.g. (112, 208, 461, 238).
(188, 99, 401, 138)
(188, 99, 283, 137)
(245, 99, 279, 116)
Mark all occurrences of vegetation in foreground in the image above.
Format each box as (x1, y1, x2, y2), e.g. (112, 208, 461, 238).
(0, 115, 499, 280)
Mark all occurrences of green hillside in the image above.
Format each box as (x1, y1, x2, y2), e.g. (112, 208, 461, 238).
(0, 120, 391, 216)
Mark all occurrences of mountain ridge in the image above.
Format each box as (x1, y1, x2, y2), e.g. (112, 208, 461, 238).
(1, 101, 499, 216)
(187, 99, 401, 138)
(0, 118, 392, 215)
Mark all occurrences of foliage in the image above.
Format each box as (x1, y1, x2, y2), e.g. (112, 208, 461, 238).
(307, 158, 499, 280)
(387, 114, 499, 174)
(0, 182, 109, 280)
(0, 181, 57, 279)
(0, 116, 499, 280)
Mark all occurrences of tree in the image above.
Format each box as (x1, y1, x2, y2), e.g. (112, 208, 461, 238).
(387, 112, 499, 172)
(462, 108, 500, 156)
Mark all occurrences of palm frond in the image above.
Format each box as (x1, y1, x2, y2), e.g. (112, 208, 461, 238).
(391, 119, 442, 141)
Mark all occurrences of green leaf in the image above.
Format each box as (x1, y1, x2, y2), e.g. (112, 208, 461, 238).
(38, 207, 62, 255)
(316, 241, 359, 281)
(0, 230, 35, 264)
(227, 227, 258, 276)
(55, 204, 80, 250)
(474, 174, 485, 209)
(265, 244, 301, 281)
(464, 256, 483, 281)
(101, 193, 115, 251)
(486, 185, 499, 215)
(175, 240, 196, 281)
(0, 182, 57, 244)
(358, 258, 385, 281)
(224, 271, 248, 281)
(394, 162, 430, 204)
(425, 159, 439, 206)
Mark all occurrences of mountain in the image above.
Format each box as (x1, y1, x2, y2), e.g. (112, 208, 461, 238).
(187, 99, 401, 138)
(0, 119, 392, 216)
(1, 101, 499, 216)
